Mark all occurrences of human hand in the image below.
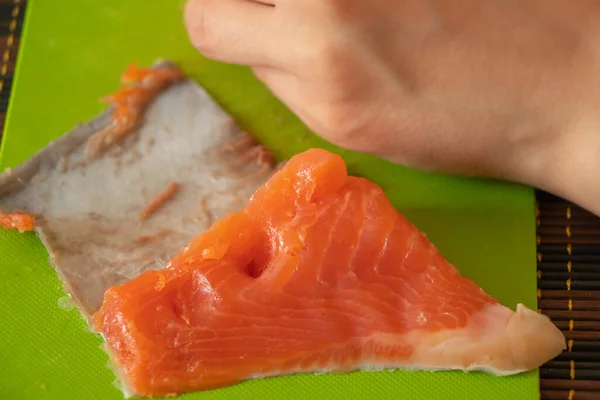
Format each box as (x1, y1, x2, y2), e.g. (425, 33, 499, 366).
(184, 0, 600, 215)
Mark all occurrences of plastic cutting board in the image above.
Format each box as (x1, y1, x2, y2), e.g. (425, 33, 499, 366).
(0, 1, 540, 399)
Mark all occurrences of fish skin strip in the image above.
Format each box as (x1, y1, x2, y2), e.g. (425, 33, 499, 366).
(0, 60, 276, 319)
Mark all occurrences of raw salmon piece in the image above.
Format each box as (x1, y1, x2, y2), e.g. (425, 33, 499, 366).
(94, 148, 566, 398)
(0, 210, 35, 232)
(120, 62, 155, 84)
(86, 62, 186, 160)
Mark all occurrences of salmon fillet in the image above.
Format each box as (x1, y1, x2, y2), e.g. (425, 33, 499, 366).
(94, 148, 565, 397)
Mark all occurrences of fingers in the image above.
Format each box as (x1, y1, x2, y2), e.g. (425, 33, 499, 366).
(184, 0, 284, 67)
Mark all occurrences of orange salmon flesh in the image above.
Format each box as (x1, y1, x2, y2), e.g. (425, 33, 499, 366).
(93, 148, 565, 397)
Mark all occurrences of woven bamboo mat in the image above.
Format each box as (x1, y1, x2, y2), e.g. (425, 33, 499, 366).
(0, 1, 598, 399)
(0, 0, 22, 138)
(537, 192, 600, 400)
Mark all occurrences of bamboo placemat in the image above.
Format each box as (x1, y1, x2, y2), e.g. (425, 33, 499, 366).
(0, 2, 598, 399)
(537, 191, 600, 400)
(0, 0, 22, 138)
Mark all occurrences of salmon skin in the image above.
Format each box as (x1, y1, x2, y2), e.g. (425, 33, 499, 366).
(0, 60, 276, 319)
(94, 148, 565, 398)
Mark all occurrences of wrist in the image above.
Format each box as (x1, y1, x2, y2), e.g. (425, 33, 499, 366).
(536, 117, 600, 217)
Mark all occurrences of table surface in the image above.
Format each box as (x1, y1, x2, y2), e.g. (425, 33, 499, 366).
(0, 2, 598, 400)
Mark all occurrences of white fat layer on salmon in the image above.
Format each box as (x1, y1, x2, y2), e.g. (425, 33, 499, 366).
(0, 61, 276, 319)
(404, 303, 565, 374)
(242, 304, 564, 380)
(100, 337, 135, 399)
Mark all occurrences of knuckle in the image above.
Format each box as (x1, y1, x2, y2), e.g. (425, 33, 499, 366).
(321, 0, 354, 23)
(312, 104, 357, 144)
(310, 104, 390, 155)
(184, 1, 219, 56)
(307, 39, 345, 70)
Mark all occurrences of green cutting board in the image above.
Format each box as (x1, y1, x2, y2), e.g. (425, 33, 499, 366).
(0, 1, 539, 399)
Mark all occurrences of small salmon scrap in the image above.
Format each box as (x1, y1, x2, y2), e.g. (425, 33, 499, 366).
(94, 148, 565, 398)
(138, 182, 181, 221)
(85, 62, 185, 160)
(0, 210, 35, 233)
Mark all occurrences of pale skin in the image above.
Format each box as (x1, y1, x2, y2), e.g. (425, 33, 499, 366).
(183, 0, 600, 216)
